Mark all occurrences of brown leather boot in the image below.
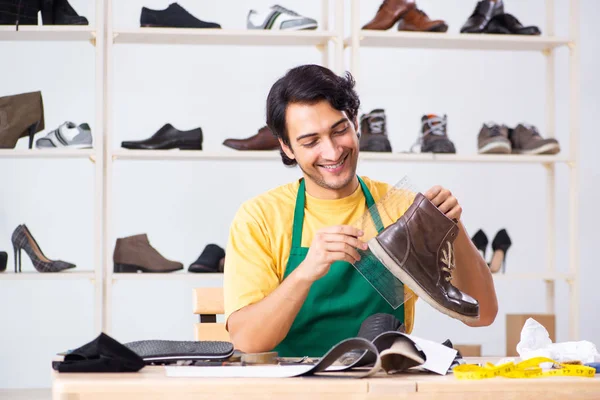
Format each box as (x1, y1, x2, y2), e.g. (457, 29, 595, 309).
(397, 7, 448, 32)
(0, 91, 45, 149)
(368, 193, 479, 323)
(222, 126, 280, 151)
(359, 109, 392, 152)
(362, 0, 415, 30)
(113, 234, 183, 273)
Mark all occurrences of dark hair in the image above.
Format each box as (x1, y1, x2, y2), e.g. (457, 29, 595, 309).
(266, 64, 360, 166)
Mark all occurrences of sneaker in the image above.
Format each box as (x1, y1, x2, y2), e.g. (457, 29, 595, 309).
(359, 109, 392, 152)
(247, 5, 318, 30)
(477, 123, 512, 154)
(35, 121, 92, 149)
(411, 114, 456, 154)
(140, 3, 221, 29)
(509, 124, 560, 155)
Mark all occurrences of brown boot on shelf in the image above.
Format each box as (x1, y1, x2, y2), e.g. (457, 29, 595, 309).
(113, 234, 183, 273)
(222, 125, 280, 151)
(509, 124, 560, 155)
(0, 91, 45, 149)
(368, 193, 480, 324)
(362, 0, 415, 30)
(397, 7, 448, 32)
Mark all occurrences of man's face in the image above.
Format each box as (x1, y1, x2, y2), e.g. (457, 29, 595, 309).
(280, 100, 359, 192)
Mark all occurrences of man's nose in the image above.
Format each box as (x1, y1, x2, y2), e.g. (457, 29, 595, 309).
(320, 137, 343, 161)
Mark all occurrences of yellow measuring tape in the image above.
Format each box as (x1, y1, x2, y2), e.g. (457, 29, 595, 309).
(453, 357, 596, 380)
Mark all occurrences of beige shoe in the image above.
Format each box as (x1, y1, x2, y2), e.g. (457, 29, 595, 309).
(113, 234, 183, 273)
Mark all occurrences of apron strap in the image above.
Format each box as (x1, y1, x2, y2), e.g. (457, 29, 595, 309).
(291, 177, 385, 248)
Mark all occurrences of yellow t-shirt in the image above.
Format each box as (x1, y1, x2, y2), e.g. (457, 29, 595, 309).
(224, 176, 418, 333)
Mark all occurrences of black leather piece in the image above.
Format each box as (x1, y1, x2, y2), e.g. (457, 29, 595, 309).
(53, 333, 145, 373)
(140, 3, 221, 28)
(121, 123, 203, 150)
(486, 13, 541, 35)
(189, 244, 225, 273)
(357, 313, 405, 342)
(0, 251, 6, 272)
(124, 340, 234, 363)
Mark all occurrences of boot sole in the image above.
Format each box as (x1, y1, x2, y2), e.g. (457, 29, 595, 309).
(114, 263, 183, 273)
(513, 143, 560, 155)
(367, 238, 480, 324)
(478, 141, 511, 154)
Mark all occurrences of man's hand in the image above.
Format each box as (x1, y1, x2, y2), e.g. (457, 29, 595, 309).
(297, 225, 367, 283)
(425, 186, 462, 220)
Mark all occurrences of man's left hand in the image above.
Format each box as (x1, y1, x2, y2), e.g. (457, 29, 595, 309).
(424, 186, 462, 220)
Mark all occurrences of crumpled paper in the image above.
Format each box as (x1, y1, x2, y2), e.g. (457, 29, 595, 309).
(516, 318, 599, 364)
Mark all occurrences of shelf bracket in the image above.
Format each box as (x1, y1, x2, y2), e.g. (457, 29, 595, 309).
(567, 41, 576, 50)
(89, 32, 97, 47)
(89, 154, 96, 164)
(542, 162, 553, 171)
(112, 32, 119, 42)
(542, 48, 552, 57)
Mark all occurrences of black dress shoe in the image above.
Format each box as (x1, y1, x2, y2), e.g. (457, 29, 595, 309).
(188, 244, 225, 273)
(460, 0, 504, 33)
(0, 0, 39, 26)
(486, 13, 541, 35)
(121, 124, 203, 150)
(140, 3, 221, 28)
(0, 251, 7, 272)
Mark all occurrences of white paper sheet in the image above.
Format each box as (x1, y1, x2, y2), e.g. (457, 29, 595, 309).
(404, 334, 457, 375)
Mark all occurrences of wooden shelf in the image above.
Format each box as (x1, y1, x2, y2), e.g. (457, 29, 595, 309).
(0, 271, 96, 280)
(113, 29, 337, 47)
(0, 149, 95, 159)
(111, 149, 570, 164)
(345, 31, 570, 52)
(112, 272, 223, 281)
(0, 26, 96, 42)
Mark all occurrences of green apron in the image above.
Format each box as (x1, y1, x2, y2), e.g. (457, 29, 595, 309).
(273, 176, 405, 357)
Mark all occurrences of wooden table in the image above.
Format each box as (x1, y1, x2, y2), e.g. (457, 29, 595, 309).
(52, 358, 600, 400)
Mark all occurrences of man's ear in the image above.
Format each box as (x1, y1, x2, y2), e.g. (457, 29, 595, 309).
(354, 117, 360, 138)
(278, 138, 295, 161)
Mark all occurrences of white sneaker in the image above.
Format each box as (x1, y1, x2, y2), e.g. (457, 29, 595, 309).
(247, 5, 318, 30)
(35, 121, 93, 149)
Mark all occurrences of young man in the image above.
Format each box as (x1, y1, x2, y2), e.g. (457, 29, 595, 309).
(224, 65, 498, 357)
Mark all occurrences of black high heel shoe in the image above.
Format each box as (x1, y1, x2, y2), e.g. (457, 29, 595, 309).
(41, 0, 88, 25)
(11, 224, 76, 273)
(471, 229, 488, 259)
(0, 251, 7, 272)
(489, 229, 511, 274)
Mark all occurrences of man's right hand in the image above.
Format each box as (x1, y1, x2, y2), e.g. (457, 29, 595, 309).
(296, 225, 368, 283)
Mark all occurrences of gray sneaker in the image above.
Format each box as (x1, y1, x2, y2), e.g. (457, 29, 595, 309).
(509, 124, 560, 155)
(247, 5, 317, 30)
(477, 123, 512, 154)
(36, 121, 92, 149)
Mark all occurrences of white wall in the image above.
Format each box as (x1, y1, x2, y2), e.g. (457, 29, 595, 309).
(0, 0, 598, 388)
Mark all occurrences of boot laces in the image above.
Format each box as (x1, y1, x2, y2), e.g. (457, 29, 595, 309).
(410, 116, 447, 152)
(440, 241, 456, 282)
(368, 116, 385, 134)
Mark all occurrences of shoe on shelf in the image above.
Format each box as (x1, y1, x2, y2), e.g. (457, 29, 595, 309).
(11, 224, 76, 273)
(188, 244, 225, 273)
(359, 109, 392, 152)
(471, 229, 488, 260)
(485, 13, 541, 35)
(477, 123, 512, 154)
(460, 0, 504, 33)
(397, 7, 448, 32)
(489, 229, 511, 274)
(247, 5, 317, 30)
(41, 0, 88, 25)
(113, 234, 183, 273)
(411, 114, 456, 154)
(0, 0, 39, 26)
(362, 0, 415, 30)
(121, 123, 203, 150)
(509, 124, 560, 155)
(222, 125, 279, 151)
(368, 193, 479, 323)
(0, 251, 6, 272)
(36, 121, 92, 149)
(140, 3, 221, 29)
(0, 91, 45, 149)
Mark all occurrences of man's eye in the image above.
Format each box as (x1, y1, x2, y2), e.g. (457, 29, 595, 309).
(334, 127, 348, 135)
(303, 141, 317, 148)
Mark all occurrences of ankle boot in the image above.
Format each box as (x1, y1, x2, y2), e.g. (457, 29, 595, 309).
(368, 193, 480, 323)
(0, 91, 45, 149)
(359, 109, 392, 152)
(41, 0, 88, 25)
(0, 0, 39, 26)
(113, 234, 183, 273)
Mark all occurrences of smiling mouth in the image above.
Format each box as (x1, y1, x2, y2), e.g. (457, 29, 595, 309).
(318, 153, 348, 170)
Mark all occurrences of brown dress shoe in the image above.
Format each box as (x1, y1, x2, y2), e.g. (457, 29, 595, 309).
(368, 193, 480, 323)
(0, 91, 45, 149)
(397, 8, 448, 32)
(113, 234, 183, 273)
(222, 126, 280, 151)
(362, 0, 415, 31)
(509, 124, 560, 155)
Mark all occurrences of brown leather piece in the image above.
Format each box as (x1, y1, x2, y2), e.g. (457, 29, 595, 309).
(362, 0, 415, 30)
(371, 193, 479, 322)
(397, 8, 448, 32)
(222, 126, 280, 151)
(113, 234, 183, 272)
(0, 91, 45, 149)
